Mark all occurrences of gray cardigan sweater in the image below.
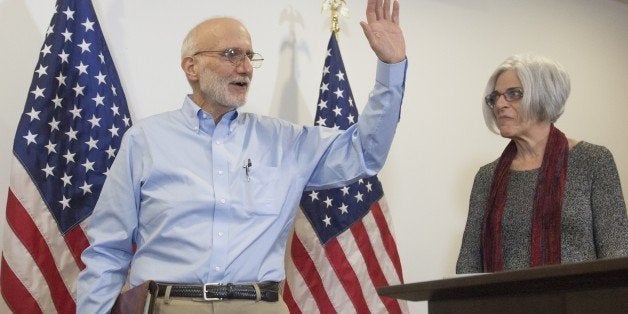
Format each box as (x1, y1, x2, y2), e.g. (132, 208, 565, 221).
(456, 141, 628, 273)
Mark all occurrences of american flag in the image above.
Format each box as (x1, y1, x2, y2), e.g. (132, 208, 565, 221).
(284, 33, 407, 313)
(0, 0, 131, 312)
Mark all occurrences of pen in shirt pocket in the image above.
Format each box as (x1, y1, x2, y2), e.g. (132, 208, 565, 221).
(243, 158, 252, 181)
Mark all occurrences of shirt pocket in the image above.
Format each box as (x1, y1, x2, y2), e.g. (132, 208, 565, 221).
(233, 165, 280, 216)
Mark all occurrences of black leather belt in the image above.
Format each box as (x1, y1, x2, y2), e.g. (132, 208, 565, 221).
(156, 281, 279, 302)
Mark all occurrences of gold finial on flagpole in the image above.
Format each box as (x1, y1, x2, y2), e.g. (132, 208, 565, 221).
(322, 0, 348, 34)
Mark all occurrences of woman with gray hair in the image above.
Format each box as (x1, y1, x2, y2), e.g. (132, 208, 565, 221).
(456, 54, 628, 273)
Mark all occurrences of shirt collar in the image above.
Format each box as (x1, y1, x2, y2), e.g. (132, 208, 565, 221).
(181, 95, 240, 133)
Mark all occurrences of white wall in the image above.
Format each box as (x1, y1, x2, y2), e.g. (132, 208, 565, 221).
(1, 0, 627, 312)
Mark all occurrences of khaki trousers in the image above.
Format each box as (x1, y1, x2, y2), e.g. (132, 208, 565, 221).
(154, 296, 289, 314)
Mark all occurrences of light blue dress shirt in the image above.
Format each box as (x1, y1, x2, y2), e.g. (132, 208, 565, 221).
(77, 59, 407, 312)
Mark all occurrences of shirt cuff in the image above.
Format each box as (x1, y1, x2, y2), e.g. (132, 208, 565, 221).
(376, 58, 408, 88)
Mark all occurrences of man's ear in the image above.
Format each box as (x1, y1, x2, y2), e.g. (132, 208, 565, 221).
(181, 56, 198, 81)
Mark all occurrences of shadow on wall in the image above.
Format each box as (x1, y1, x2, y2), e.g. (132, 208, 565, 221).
(0, 0, 50, 243)
(268, 6, 313, 126)
(0, 0, 43, 121)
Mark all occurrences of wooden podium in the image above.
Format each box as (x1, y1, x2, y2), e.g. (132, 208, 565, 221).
(377, 257, 628, 314)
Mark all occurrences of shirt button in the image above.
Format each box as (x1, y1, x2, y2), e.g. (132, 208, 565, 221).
(220, 199, 226, 204)
(218, 170, 224, 175)
(215, 266, 221, 271)
(216, 140, 221, 145)
(218, 232, 224, 237)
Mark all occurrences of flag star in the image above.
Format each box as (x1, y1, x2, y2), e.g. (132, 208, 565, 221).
(320, 82, 329, 93)
(92, 93, 105, 106)
(58, 50, 70, 63)
(69, 105, 82, 119)
(105, 146, 117, 158)
(103, 167, 111, 177)
(315, 116, 327, 127)
(333, 87, 344, 99)
(59, 195, 71, 210)
(358, 179, 364, 184)
(62, 7, 75, 20)
(23, 131, 37, 145)
(35, 64, 48, 77)
(98, 52, 105, 63)
(317, 99, 328, 110)
(338, 203, 349, 214)
(63, 149, 76, 163)
(365, 182, 373, 192)
(94, 71, 107, 85)
(65, 127, 78, 141)
(309, 190, 319, 201)
(122, 115, 131, 126)
(111, 85, 117, 96)
(322, 65, 330, 75)
(340, 186, 350, 196)
(40, 44, 52, 57)
(45, 140, 57, 154)
(85, 137, 99, 150)
(61, 28, 72, 42)
(51, 94, 64, 108)
(354, 191, 364, 203)
(333, 106, 342, 117)
(48, 117, 61, 131)
(25, 107, 41, 121)
(61, 173, 72, 187)
(323, 197, 333, 208)
(41, 163, 55, 178)
(108, 125, 120, 137)
(82, 159, 95, 172)
(335, 70, 345, 81)
(80, 181, 93, 195)
(30, 85, 45, 99)
(325, 48, 332, 57)
(323, 215, 332, 227)
(77, 39, 91, 53)
(349, 97, 354, 107)
(82, 18, 95, 31)
(347, 114, 355, 124)
(72, 83, 85, 96)
(111, 103, 120, 116)
(75, 61, 89, 75)
(46, 24, 54, 36)
(88, 115, 101, 128)
(56, 73, 67, 86)
(332, 124, 341, 130)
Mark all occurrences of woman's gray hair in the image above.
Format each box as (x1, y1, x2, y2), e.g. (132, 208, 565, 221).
(482, 54, 571, 134)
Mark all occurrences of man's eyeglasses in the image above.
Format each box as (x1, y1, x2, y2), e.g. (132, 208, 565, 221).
(193, 48, 264, 68)
(485, 87, 524, 108)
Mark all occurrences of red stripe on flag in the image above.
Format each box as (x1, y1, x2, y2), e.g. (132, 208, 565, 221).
(282, 281, 302, 314)
(372, 201, 404, 282)
(64, 225, 88, 270)
(0, 257, 42, 314)
(351, 219, 402, 313)
(5, 190, 76, 313)
(325, 238, 370, 313)
(289, 234, 335, 312)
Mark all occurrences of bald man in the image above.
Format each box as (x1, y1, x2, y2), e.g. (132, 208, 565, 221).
(78, 0, 407, 312)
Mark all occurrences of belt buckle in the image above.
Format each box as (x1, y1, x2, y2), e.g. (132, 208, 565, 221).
(203, 283, 223, 301)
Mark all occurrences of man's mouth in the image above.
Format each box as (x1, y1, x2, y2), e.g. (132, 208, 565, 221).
(230, 78, 250, 88)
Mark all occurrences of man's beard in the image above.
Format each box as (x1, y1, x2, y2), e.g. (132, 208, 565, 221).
(199, 68, 249, 109)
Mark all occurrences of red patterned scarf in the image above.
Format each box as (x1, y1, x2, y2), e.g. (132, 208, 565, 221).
(482, 124, 569, 272)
